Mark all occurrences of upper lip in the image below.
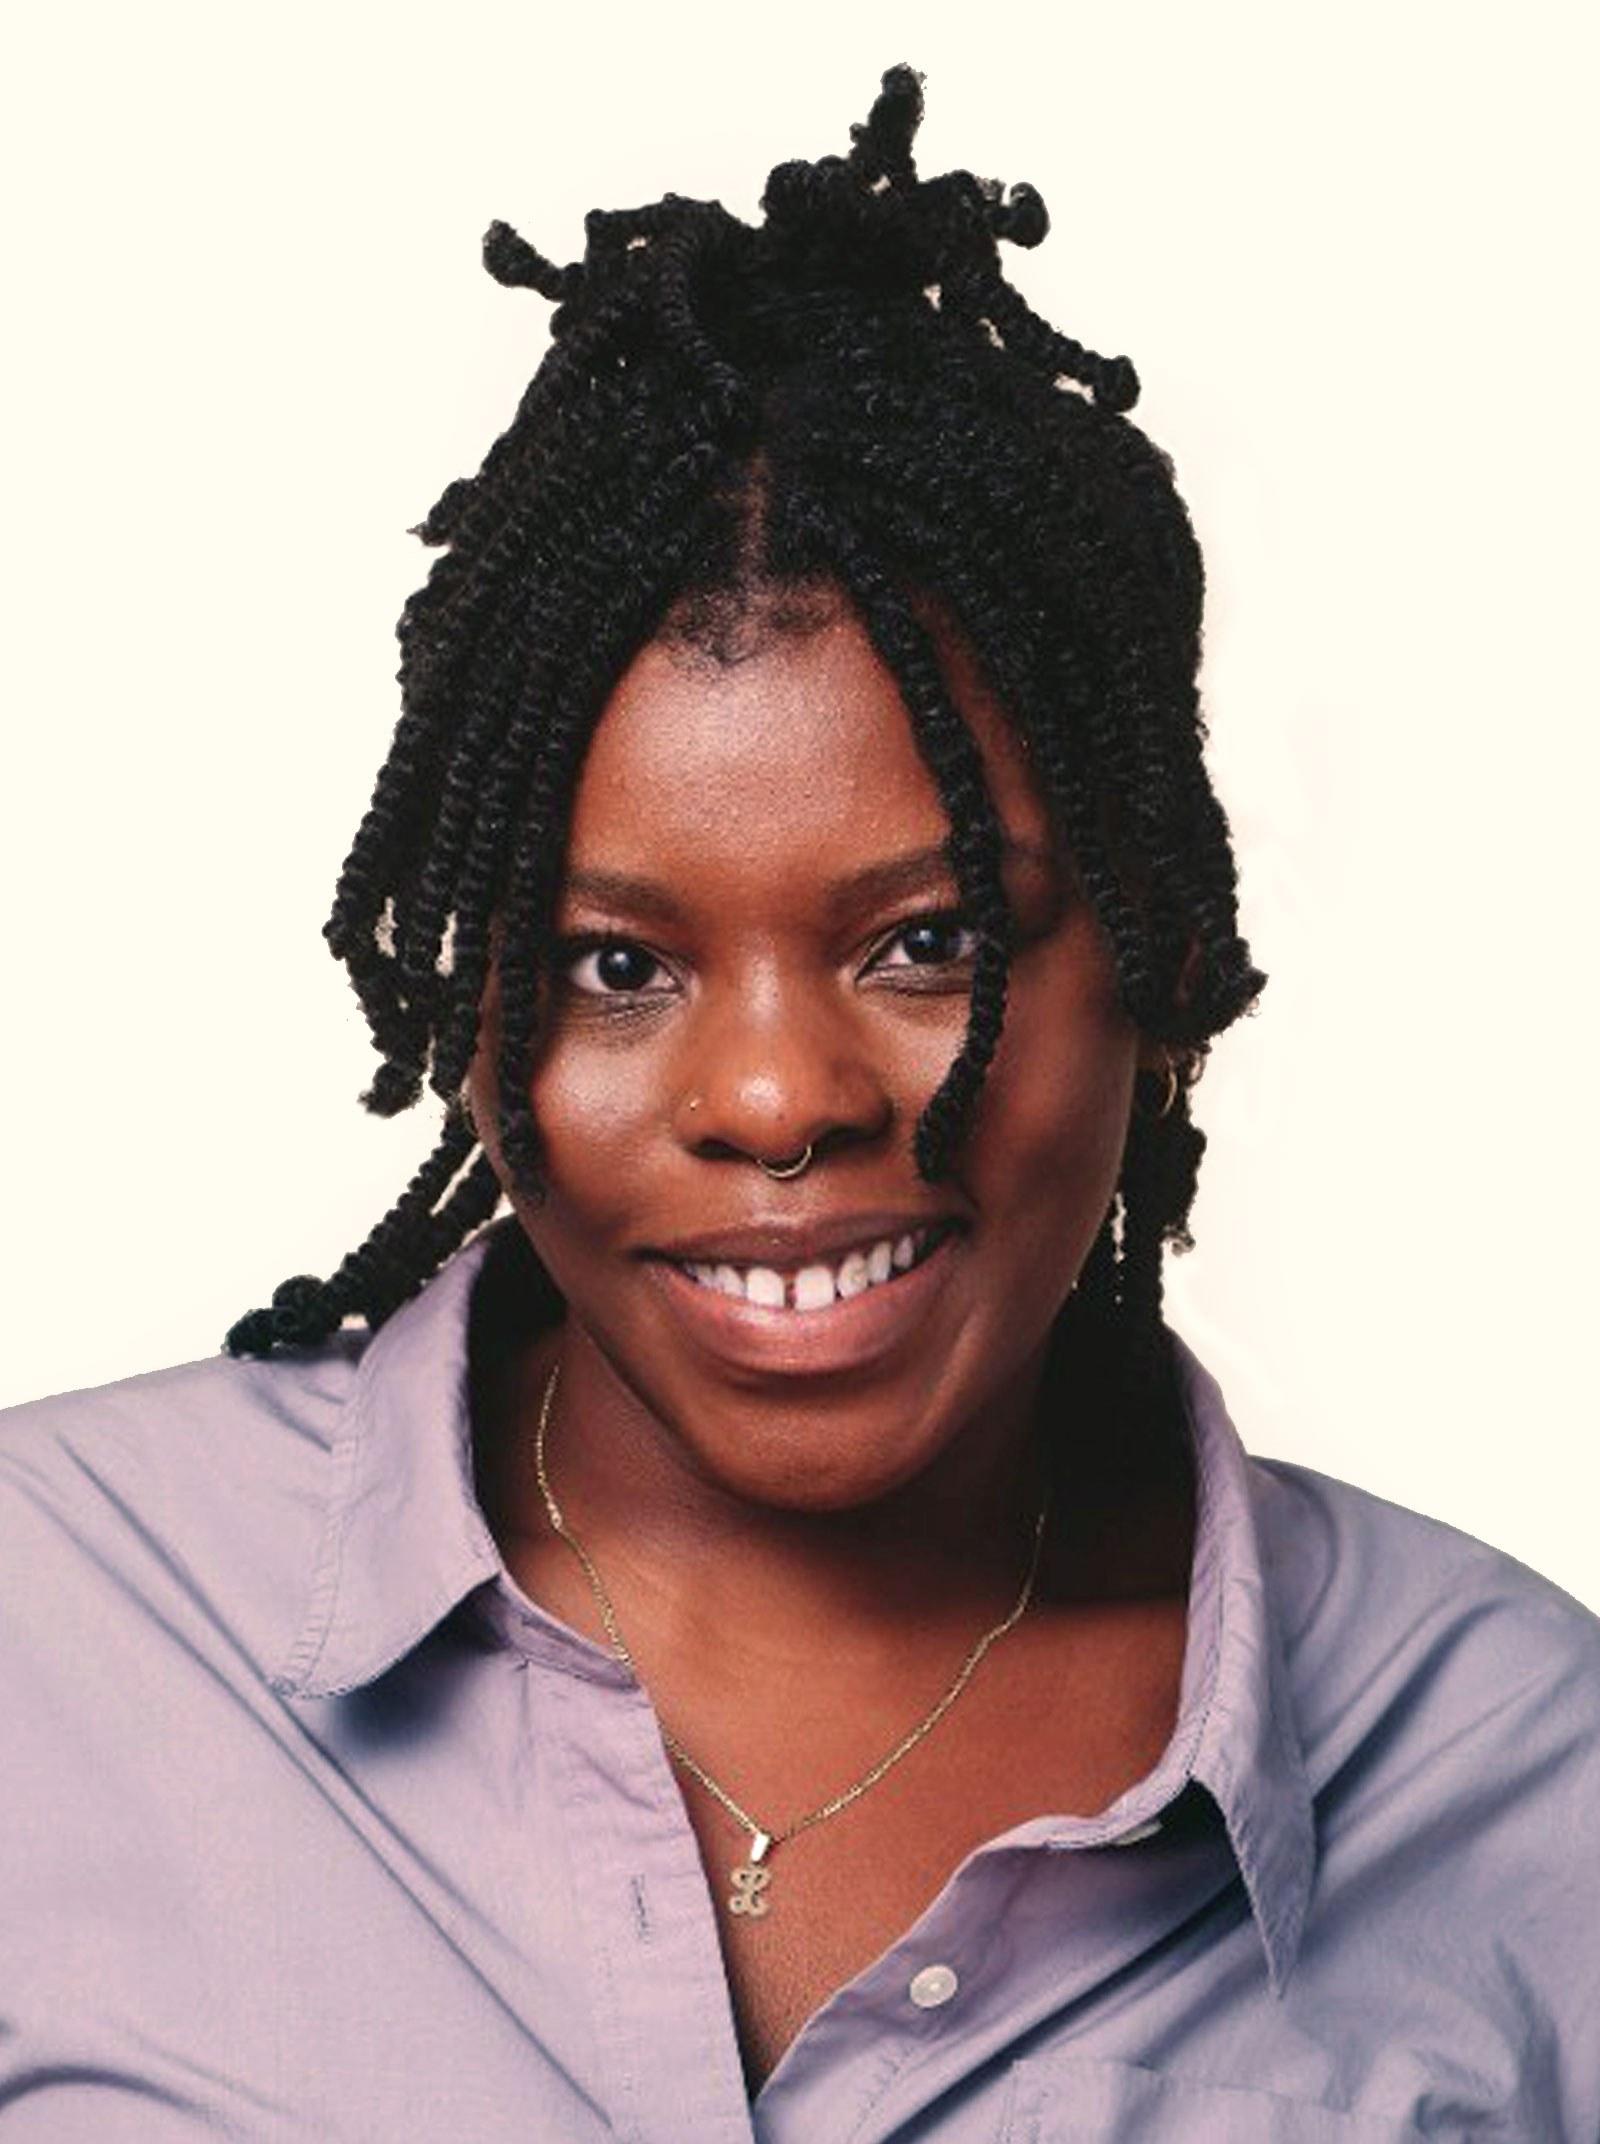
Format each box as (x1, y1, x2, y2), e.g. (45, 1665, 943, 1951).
(648, 1211, 965, 1270)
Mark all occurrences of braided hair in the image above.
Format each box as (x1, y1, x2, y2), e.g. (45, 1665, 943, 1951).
(225, 64, 1263, 1444)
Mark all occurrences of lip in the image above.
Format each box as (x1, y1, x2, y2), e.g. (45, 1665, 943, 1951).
(648, 1210, 965, 1271)
(642, 1225, 964, 1379)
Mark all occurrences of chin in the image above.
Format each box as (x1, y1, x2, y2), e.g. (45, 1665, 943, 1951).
(671, 1380, 972, 1516)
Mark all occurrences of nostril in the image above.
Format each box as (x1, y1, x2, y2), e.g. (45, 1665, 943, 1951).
(673, 1021, 896, 1162)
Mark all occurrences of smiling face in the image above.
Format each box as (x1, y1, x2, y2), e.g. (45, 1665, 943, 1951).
(468, 594, 1147, 1517)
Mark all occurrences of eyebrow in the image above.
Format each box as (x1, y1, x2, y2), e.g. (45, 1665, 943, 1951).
(560, 839, 1060, 923)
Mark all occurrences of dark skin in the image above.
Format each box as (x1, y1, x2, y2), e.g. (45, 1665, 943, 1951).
(467, 595, 1193, 2092)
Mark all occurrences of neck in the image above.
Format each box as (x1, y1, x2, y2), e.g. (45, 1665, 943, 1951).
(476, 1318, 1055, 1675)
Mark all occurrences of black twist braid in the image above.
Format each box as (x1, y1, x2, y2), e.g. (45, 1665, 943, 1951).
(805, 518, 1015, 1178)
(485, 478, 727, 1191)
(768, 464, 1217, 1361)
(223, 1107, 498, 1356)
(1116, 1081, 1208, 1343)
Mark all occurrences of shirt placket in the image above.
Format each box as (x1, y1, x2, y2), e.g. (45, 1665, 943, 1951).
(543, 1657, 759, 2144)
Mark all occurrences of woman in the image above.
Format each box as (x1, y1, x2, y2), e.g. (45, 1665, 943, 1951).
(3, 64, 1596, 2142)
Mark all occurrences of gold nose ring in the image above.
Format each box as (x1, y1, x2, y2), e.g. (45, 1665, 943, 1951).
(756, 1144, 814, 1182)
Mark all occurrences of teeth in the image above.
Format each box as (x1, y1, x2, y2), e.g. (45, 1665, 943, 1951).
(679, 1227, 942, 1311)
(793, 1264, 837, 1311)
(744, 1266, 786, 1308)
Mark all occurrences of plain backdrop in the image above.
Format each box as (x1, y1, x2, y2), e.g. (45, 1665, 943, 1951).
(2, 2, 1595, 1608)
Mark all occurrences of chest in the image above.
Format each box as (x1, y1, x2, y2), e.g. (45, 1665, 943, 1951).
(672, 1599, 1188, 2093)
(10, 1574, 1558, 2139)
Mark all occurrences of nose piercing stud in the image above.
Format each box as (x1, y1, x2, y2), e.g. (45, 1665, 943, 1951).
(757, 1144, 814, 1181)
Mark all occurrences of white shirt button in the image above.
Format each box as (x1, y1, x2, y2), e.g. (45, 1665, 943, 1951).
(908, 1963, 959, 2009)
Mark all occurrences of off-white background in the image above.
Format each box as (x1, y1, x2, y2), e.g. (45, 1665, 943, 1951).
(2, 3, 1595, 1608)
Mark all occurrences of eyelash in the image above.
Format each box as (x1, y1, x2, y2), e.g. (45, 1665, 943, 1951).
(555, 911, 982, 1004)
(867, 914, 983, 977)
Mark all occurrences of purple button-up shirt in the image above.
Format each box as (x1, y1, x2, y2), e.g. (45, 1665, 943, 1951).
(3, 1222, 1598, 2140)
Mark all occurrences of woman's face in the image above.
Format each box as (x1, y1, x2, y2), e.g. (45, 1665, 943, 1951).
(470, 599, 1147, 1514)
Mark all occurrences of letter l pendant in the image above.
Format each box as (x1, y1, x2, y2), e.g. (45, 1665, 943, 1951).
(727, 1829, 773, 1918)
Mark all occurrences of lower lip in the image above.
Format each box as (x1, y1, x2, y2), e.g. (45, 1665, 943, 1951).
(642, 1232, 963, 1378)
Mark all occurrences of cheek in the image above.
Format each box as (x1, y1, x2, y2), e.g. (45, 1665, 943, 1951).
(467, 991, 665, 1261)
(525, 1032, 666, 1232)
(965, 942, 1138, 1252)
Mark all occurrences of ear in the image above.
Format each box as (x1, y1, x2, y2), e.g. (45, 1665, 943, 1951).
(1134, 936, 1204, 1075)
(463, 936, 504, 1128)
(1173, 935, 1203, 1012)
(477, 952, 503, 1033)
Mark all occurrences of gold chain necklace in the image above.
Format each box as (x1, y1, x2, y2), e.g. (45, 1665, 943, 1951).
(532, 1363, 1051, 1921)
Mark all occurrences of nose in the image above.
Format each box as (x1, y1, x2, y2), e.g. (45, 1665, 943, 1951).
(671, 974, 894, 1167)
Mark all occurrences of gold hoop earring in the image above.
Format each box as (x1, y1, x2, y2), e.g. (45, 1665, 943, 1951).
(1151, 1049, 1202, 1119)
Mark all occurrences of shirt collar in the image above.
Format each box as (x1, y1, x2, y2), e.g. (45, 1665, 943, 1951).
(1168, 1334, 1316, 1993)
(269, 1235, 1314, 1987)
(269, 1230, 503, 1701)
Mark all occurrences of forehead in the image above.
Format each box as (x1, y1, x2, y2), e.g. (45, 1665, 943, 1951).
(564, 608, 1050, 882)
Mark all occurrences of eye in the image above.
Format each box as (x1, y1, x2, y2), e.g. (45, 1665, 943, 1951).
(867, 913, 982, 972)
(563, 938, 675, 996)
